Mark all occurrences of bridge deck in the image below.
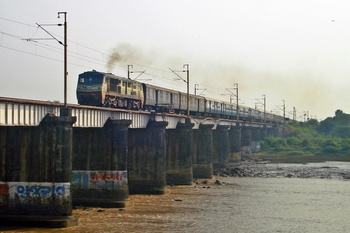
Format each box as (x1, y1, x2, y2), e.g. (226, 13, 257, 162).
(0, 97, 271, 129)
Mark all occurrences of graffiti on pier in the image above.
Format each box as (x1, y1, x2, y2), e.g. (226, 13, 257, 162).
(0, 182, 9, 196)
(90, 172, 124, 182)
(72, 170, 127, 189)
(8, 182, 70, 199)
(2, 182, 71, 214)
(0, 182, 9, 208)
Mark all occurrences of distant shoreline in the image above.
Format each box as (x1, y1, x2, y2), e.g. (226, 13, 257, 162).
(219, 157, 350, 179)
(252, 154, 350, 164)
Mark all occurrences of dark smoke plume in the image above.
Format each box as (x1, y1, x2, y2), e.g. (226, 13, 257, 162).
(106, 43, 152, 72)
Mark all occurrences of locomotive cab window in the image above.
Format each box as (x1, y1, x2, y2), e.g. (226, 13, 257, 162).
(80, 74, 103, 84)
(110, 78, 118, 92)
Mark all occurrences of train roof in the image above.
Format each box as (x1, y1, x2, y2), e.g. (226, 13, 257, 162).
(142, 83, 181, 94)
(203, 96, 224, 103)
(142, 82, 208, 101)
(179, 92, 206, 100)
(80, 70, 128, 80)
(80, 70, 109, 76)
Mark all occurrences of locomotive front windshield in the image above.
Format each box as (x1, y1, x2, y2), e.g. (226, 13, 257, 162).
(79, 72, 104, 84)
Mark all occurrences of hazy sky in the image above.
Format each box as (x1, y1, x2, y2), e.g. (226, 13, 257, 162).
(1, 0, 350, 120)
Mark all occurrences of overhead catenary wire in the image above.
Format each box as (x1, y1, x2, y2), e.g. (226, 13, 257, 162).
(0, 16, 37, 28)
(0, 17, 179, 76)
(1, 16, 274, 111)
(0, 29, 186, 90)
(0, 44, 62, 63)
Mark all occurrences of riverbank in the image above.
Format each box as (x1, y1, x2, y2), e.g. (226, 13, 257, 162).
(219, 155, 350, 179)
(254, 153, 350, 163)
(4, 170, 350, 233)
(3, 158, 350, 232)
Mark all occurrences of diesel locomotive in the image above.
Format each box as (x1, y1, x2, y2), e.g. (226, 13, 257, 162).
(76, 70, 286, 123)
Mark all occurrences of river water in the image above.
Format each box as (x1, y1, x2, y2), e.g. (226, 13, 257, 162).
(182, 177, 350, 233)
(2, 162, 350, 233)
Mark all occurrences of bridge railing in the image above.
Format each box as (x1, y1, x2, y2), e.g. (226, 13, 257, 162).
(0, 97, 166, 128)
(0, 97, 275, 129)
(0, 100, 59, 126)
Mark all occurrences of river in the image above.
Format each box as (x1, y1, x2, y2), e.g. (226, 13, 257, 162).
(187, 177, 350, 233)
(2, 162, 350, 233)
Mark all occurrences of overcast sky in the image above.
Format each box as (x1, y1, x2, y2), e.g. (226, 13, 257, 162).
(1, 0, 350, 120)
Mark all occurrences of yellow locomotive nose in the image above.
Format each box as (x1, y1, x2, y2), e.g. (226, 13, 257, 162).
(77, 70, 144, 109)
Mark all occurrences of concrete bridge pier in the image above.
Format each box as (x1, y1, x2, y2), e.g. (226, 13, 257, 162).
(230, 125, 242, 152)
(0, 114, 78, 228)
(260, 126, 268, 140)
(267, 127, 275, 137)
(276, 125, 286, 137)
(228, 125, 242, 161)
(193, 124, 214, 179)
(213, 125, 230, 169)
(71, 119, 131, 208)
(251, 128, 261, 152)
(166, 121, 194, 185)
(241, 126, 252, 147)
(128, 120, 168, 194)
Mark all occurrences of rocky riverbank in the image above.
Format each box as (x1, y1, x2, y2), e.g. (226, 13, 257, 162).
(215, 159, 350, 179)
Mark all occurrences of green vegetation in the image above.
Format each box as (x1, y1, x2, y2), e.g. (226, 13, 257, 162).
(257, 110, 350, 163)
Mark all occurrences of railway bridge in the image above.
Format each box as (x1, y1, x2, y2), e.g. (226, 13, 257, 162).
(0, 97, 285, 227)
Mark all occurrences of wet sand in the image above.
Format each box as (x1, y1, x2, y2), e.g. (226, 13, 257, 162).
(1, 179, 217, 233)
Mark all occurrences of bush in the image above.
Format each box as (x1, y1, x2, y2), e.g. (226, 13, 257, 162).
(301, 138, 311, 147)
(286, 137, 301, 146)
(259, 110, 350, 158)
(322, 145, 339, 155)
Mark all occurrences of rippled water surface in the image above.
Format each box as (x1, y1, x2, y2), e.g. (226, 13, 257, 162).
(183, 177, 350, 233)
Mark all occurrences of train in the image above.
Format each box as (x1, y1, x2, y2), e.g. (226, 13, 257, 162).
(76, 70, 287, 123)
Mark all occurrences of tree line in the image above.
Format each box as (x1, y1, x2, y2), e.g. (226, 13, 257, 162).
(260, 110, 350, 158)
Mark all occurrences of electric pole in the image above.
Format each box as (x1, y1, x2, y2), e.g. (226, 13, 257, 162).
(263, 94, 266, 123)
(234, 83, 239, 124)
(293, 106, 296, 121)
(184, 64, 190, 118)
(169, 64, 190, 120)
(256, 95, 266, 122)
(127, 65, 133, 79)
(58, 12, 68, 111)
